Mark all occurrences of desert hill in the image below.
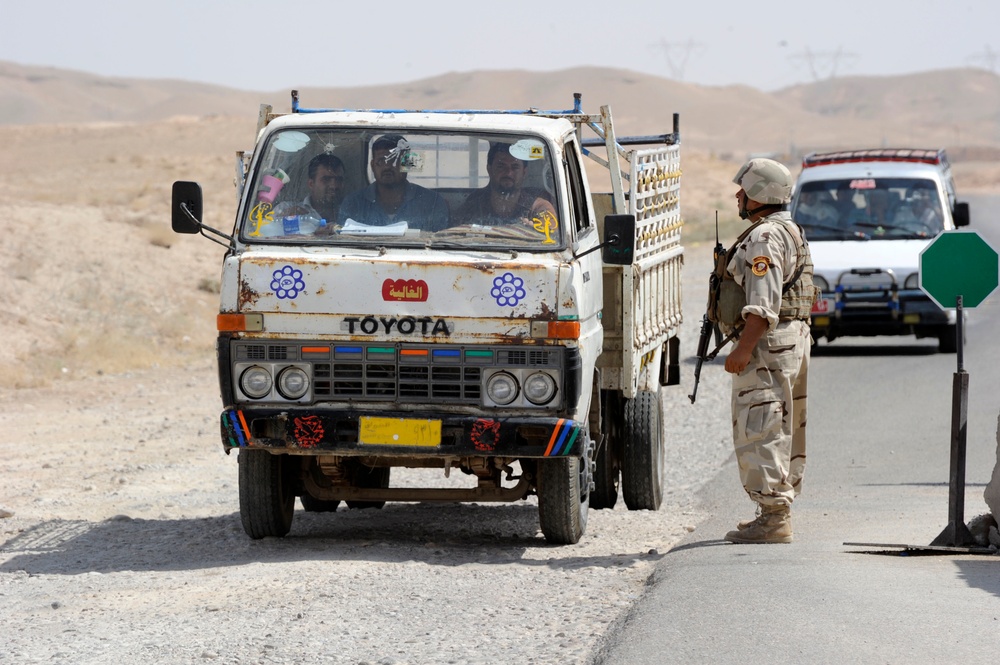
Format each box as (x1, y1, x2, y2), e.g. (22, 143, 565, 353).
(3, 61, 999, 154)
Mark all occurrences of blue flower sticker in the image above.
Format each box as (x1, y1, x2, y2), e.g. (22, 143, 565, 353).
(491, 272, 526, 307)
(271, 265, 305, 300)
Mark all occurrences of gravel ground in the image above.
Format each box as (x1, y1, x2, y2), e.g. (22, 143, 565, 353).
(0, 244, 736, 665)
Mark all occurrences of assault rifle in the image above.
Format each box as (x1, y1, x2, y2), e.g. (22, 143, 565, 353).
(689, 214, 739, 403)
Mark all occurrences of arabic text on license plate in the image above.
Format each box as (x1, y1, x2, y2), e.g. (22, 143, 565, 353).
(359, 417, 442, 447)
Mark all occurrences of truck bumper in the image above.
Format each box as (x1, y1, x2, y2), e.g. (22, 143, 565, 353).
(811, 291, 952, 340)
(221, 407, 586, 458)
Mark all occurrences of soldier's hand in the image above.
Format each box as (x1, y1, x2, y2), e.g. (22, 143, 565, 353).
(724, 346, 752, 374)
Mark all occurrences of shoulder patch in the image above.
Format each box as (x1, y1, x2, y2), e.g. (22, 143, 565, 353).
(751, 256, 771, 277)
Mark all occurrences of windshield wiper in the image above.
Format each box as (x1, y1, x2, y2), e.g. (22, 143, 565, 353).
(854, 222, 932, 239)
(800, 221, 870, 240)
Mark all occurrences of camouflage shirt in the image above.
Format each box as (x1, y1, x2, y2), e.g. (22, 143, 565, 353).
(726, 210, 804, 330)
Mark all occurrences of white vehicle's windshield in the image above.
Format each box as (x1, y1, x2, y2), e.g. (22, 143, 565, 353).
(241, 128, 562, 250)
(792, 177, 945, 240)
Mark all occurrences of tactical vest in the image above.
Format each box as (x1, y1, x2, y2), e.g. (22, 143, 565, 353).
(707, 215, 817, 328)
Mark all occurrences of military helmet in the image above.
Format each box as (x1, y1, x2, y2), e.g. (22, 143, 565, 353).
(733, 158, 793, 205)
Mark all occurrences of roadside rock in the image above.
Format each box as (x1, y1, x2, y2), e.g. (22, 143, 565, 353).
(984, 411, 1000, 520)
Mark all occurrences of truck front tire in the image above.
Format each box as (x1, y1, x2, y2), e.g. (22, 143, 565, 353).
(537, 455, 590, 544)
(239, 449, 295, 539)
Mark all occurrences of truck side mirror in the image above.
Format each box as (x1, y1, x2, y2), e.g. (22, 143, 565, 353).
(952, 201, 970, 227)
(602, 214, 636, 265)
(172, 181, 203, 234)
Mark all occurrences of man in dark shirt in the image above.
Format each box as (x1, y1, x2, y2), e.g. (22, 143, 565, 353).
(339, 134, 449, 232)
(454, 142, 557, 226)
(271, 153, 346, 236)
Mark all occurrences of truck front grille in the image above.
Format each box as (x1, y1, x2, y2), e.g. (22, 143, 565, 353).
(232, 342, 560, 405)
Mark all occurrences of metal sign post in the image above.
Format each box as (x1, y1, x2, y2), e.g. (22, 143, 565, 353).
(929, 295, 976, 547)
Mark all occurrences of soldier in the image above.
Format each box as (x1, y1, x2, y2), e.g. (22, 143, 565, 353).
(719, 158, 817, 544)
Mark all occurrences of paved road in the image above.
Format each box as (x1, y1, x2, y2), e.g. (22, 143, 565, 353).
(592, 194, 1000, 664)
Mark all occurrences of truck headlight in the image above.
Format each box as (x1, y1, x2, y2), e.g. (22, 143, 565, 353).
(486, 372, 519, 405)
(240, 366, 272, 399)
(523, 372, 557, 405)
(276, 366, 310, 400)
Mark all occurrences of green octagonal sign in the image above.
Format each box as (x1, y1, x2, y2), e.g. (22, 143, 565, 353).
(920, 230, 999, 309)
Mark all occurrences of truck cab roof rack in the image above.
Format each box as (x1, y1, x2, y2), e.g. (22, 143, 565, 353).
(283, 90, 680, 149)
(802, 148, 947, 169)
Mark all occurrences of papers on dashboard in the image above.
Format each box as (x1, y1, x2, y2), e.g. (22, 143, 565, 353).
(340, 219, 409, 235)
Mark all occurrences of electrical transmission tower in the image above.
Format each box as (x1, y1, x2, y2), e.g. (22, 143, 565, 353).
(967, 45, 999, 74)
(654, 39, 705, 81)
(789, 46, 858, 81)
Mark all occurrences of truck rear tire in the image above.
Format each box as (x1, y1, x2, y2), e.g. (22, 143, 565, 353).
(622, 389, 665, 511)
(590, 390, 622, 510)
(589, 440, 619, 509)
(300, 494, 341, 512)
(238, 449, 295, 539)
(346, 465, 390, 510)
(537, 456, 589, 544)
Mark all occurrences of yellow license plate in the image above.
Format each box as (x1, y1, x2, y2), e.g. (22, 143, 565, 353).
(359, 417, 442, 447)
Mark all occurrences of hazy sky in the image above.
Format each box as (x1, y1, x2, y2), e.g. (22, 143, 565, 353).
(5, 0, 998, 92)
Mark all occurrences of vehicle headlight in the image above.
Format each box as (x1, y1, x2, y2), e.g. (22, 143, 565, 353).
(523, 372, 558, 405)
(812, 275, 830, 293)
(486, 372, 519, 406)
(904, 272, 920, 289)
(240, 366, 272, 399)
(276, 366, 310, 400)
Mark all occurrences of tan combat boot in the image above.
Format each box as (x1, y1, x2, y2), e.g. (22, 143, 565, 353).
(725, 505, 793, 544)
(736, 506, 763, 531)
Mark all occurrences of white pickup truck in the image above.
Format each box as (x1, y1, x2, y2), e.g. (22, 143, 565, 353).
(171, 92, 684, 544)
(791, 148, 970, 352)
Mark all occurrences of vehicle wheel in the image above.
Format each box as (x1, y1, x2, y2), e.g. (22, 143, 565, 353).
(300, 494, 341, 512)
(590, 390, 622, 509)
(238, 449, 294, 539)
(938, 325, 960, 353)
(589, 440, 619, 509)
(537, 455, 589, 545)
(622, 389, 665, 511)
(346, 464, 390, 510)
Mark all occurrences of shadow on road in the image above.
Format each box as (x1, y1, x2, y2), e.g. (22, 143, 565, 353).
(0, 503, 661, 575)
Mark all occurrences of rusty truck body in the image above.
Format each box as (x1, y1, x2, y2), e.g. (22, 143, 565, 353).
(171, 93, 684, 544)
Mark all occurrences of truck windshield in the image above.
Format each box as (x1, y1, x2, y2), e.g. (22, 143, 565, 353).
(241, 128, 563, 250)
(792, 177, 945, 240)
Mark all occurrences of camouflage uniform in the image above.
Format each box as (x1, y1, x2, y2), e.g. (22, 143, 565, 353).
(726, 210, 812, 508)
(719, 158, 816, 544)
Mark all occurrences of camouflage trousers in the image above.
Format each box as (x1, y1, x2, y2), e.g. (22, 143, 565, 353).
(731, 319, 810, 508)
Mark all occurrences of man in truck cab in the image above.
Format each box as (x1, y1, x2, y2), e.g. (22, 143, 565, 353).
(896, 181, 943, 233)
(271, 153, 346, 235)
(454, 142, 557, 227)
(339, 134, 449, 231)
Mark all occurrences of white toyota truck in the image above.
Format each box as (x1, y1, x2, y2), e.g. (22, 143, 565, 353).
(172, 92, 684, 544)
(791, 148, 970, 352)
